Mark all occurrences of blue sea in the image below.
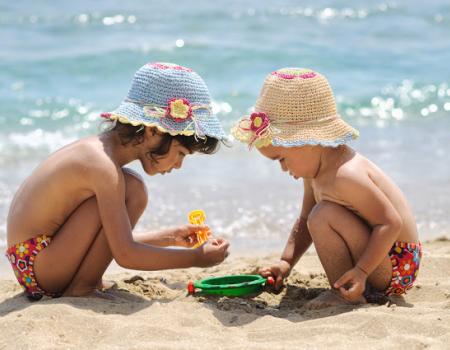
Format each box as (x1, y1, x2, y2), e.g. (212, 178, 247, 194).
(1, 0, 449, 254)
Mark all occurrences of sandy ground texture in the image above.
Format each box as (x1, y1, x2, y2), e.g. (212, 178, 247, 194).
(0, 239, 449, 350)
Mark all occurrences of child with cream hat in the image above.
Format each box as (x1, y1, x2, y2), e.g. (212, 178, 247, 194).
(6, 62, 230, 300)
(232, 68, 421, 308)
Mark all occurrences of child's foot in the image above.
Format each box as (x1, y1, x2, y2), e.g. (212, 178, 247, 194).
(88, 289, 116, 300)
(305, 290, 366, 310)
(97, 279, 117, 291)
(63, 286, 116, 300)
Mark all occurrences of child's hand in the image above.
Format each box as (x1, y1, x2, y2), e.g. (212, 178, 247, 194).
(259, 260, 291, 291)
(195, 238, 230, 267)
(334, 267, 367, 303)
(173, 225, 211, 247)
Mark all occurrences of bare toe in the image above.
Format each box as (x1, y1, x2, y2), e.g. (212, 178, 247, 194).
(97, 279, 117, 291)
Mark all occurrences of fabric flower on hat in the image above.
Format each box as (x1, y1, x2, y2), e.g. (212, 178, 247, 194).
(231, 111, 275, 148)
(166, 98, 193, 121)
(250, 112, 270, 133)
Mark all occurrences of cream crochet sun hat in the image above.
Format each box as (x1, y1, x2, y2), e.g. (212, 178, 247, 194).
(231, 68, 359, 148)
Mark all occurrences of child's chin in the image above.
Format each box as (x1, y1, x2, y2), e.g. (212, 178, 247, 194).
(143, 168, 157, 176)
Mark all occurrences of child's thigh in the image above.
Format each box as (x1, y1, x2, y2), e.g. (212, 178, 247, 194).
(34, 168, 148, 293)
(34, 196, 103, 293)
(309, 200, 392, 291)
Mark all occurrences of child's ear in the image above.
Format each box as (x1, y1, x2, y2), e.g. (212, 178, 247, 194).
(145, 126, 157, 137)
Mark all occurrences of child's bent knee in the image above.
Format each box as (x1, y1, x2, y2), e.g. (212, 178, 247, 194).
(122, 168, 148, 210)
(307, 201, 342, 232)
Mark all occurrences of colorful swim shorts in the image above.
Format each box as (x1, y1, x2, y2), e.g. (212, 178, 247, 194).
(5, 234, 60, 301)
(385, 241, 422, 296)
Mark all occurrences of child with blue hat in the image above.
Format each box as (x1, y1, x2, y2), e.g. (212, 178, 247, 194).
(6, 62, 230, 300)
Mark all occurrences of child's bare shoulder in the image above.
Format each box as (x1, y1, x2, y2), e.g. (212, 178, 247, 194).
(330, 153, 377, 196)
(334, 152, 370, 181)
(62, 137, 119, 174)
(46, 136, 123, 190)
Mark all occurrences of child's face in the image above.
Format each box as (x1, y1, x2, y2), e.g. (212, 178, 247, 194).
(258, 144, 320, 179)
(142, 140, 191, 176)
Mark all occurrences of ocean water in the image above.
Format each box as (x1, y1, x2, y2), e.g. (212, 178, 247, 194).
(1, 0, 449, 254)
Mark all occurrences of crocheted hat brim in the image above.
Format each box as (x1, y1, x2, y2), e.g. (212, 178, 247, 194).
(269, 114, 359, 147)
(109, 101, 226, 140)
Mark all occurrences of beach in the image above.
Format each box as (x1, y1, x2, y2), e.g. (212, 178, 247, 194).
(1, 238, 449, 349)
(1, 0, 450, 349)
(1, 0, 450, 249)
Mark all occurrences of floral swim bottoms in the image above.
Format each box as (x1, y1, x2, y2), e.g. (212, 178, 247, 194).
(385, 241, 422, 296)
(5, 234, 60, 301)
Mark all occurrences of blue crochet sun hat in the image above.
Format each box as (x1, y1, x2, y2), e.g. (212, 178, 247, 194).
(102, 62, 226, 141)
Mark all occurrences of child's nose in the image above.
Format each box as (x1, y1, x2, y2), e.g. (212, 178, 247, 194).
(279, 160, 287, 172)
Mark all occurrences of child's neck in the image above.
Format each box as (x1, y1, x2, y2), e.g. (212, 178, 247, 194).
(99, 131, 141, 167)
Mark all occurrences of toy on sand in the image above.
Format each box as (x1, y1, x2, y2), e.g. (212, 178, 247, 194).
(187, 274, 275, 297)
(186, 209, 275, 297)
(188, 210, 211, 248)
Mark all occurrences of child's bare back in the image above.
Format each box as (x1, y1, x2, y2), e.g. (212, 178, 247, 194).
(7, 136, 114, 247)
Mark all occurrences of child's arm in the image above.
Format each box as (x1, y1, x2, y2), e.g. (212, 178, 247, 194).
(134, 225, 210, 247)
(333, 172, 402, 300)
(259, 179, 315, 289)
(92, 163, 229, 270)
(280, 179, 315, 268)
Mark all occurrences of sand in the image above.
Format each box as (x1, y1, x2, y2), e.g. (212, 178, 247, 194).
(1, 239, 449, 350)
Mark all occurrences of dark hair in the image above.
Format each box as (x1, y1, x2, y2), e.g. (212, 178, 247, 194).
(103, 120, 219, 159)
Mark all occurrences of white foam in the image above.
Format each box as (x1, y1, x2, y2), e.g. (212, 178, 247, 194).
(7, 129, 76, 153)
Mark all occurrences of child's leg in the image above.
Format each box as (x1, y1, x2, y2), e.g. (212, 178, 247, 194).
(306, 200, 392, 306)
(34, 169, 148, 296)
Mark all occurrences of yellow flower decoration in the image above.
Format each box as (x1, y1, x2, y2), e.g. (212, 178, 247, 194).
(231, 113, 275, 149)
(167, 98, 193, 121)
